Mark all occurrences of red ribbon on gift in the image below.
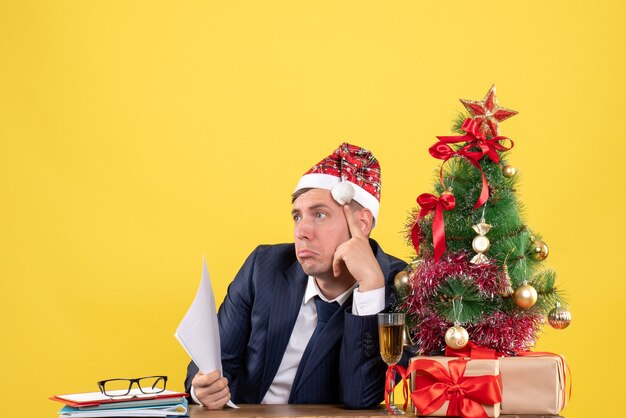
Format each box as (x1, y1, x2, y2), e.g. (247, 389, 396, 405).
(384, 364, 409, 414)
(407, 358, 502, 418)
(430, 118, 514, 209)
(445, 341, 503, 359)
(411, 191, 456, 261)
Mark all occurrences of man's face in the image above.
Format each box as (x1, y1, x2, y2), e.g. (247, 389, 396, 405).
(292, 188, 351, 279)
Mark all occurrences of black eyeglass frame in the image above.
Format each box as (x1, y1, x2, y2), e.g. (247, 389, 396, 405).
(97, 375, 168, 397)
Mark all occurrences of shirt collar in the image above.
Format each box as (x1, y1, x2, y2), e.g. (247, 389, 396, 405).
(304, 276, 358, 306)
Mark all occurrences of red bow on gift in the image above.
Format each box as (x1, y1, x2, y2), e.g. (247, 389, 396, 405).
(429, 118, 514, 209)
(445, 341, 502, 359)
(408, 358, 502, 418)
(411, 192, 456, 261)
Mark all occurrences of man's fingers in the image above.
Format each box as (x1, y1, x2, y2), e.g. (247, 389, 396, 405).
(343, 205, 363, 238)
(194, 375, 230, 409)
(201, 381, 229, 402)
(198, 381, 230, 410)
(332, 249, 344, 277)
(204, 392, 230, 410)
(193, 370, 222, 388)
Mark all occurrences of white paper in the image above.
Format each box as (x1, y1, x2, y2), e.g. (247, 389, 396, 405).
(175, 258, 237, 408)
(55, 389, 183, 404)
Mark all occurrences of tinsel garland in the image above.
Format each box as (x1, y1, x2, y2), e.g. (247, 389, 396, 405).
(409, 251, 506, 301)
(401, 250, 543, 355)
(467, 311, 543, 355)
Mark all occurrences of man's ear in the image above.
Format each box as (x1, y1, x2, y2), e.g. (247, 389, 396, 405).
(356, 208, 374, 237)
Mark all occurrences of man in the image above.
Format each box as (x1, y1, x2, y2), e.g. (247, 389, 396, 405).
(185, 143, 407, 409)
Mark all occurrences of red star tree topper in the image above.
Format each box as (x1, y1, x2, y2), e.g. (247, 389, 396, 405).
(460, 84, 518, 137)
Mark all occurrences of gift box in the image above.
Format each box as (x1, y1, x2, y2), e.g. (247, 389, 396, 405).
(409, 356, 501, 418)
(499, 354, 567, 415)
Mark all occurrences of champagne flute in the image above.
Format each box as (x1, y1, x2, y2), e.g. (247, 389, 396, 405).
(378, 312, 405, 415)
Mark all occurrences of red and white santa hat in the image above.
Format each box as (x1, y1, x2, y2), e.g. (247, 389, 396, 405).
(294, 143, 382, 225)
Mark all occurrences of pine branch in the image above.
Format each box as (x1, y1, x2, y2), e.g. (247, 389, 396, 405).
(529, 269, 561, 314)
(452, 112, 469, 134)
(433, 277, 492, 323)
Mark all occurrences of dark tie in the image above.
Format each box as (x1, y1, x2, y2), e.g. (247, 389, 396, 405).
(292, 296, 340, 386)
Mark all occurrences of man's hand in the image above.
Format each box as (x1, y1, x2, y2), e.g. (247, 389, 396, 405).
(332, 205, 385, 292)
(191, 370, 230, 409)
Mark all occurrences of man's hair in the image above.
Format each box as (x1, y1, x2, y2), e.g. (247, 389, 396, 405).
(291, 188, 364, 211)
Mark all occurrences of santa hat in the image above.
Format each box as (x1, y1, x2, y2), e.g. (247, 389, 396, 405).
(294, 143, 381, 225)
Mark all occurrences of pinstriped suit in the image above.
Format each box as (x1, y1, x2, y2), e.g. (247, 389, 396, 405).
(185, 240, 407, 409)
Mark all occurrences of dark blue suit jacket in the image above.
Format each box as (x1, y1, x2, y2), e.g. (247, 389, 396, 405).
(185, 240, 407, 408)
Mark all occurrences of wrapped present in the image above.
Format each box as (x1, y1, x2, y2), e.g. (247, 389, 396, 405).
(408, 356, 501, 418)
(499, 354, 567, 415)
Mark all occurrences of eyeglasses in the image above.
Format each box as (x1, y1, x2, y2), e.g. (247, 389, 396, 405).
(97, 376, 167, 397)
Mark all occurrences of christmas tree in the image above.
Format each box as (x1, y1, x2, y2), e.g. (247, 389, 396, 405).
(397, 85, 571, 356)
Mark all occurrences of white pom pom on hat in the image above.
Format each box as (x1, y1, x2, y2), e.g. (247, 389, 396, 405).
(330, 181, 355, 205)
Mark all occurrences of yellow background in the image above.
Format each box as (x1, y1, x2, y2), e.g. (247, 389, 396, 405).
(1, 1, 623, 417)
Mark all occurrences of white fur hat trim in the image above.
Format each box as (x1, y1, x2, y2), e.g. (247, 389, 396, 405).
(294, 173, 380, 226)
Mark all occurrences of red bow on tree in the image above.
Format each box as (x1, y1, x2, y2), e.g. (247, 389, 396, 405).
(439, 118, 514, 164)
(429, 118, 514, 209)
(411, 191, 455, 261)
(408, 358, 502, 418)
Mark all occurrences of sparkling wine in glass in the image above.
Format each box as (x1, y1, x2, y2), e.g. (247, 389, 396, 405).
(378, 313, 405, 415)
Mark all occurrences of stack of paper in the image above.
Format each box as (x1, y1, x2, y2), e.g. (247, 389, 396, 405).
(50, 389, 188, 417)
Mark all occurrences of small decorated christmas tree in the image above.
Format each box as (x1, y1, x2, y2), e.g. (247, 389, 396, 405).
(397, 85, 572, 356)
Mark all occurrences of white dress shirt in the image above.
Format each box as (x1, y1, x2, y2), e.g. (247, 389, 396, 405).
(261, 277, 385, 403)
(191, 277, 385, 405)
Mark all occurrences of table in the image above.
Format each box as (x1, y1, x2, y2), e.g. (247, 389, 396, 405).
(188, 404, 563, 417)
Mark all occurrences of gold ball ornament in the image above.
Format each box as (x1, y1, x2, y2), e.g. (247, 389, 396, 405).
(502, 164, 517, 178)
(530, 240, 549, 261)
(548, 302, 572, 329)
(445, 324, 469, 349)
(394, 270, 411, 291)
(514, 281, 538, 308)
